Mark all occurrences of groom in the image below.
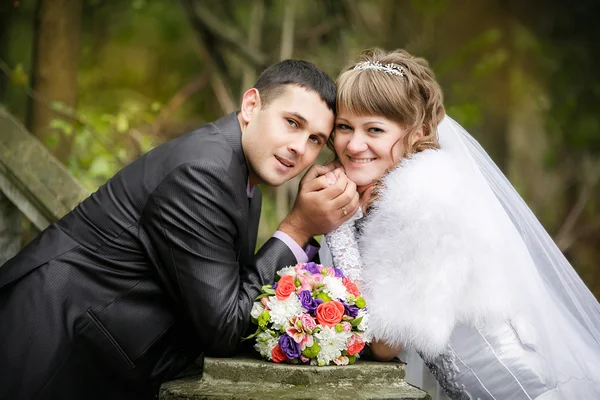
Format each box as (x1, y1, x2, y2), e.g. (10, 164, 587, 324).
(0, 60, 358, 399)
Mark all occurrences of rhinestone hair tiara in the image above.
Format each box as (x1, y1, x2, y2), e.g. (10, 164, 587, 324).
(353, 61, 405, 77)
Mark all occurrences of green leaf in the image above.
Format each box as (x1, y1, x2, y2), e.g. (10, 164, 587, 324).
(10, 63, 29, 86)
(241, 326, 262, 341)
(261, 285, 276, 295)
(254, 293, 271, 301)
(116, 113, 129, 133)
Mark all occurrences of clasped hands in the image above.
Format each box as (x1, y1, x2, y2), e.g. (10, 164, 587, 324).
(279, 162, 372, 247)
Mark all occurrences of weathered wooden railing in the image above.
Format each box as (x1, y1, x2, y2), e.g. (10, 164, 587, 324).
(0, 106, 88, 264)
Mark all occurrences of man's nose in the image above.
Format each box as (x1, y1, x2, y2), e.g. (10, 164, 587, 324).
(288, 136, 307, 156)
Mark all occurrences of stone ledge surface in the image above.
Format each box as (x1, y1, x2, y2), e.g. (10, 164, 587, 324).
(160, 356, 430, 400)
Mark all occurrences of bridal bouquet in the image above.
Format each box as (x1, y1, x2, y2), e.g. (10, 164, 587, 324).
(246, 262, 369, 366)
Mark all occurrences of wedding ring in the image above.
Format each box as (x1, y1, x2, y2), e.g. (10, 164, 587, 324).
(341, 207, 348, 216)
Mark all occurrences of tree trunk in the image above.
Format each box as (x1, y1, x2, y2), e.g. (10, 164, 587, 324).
(27, 0, 82, 164)
(0, 1, 14, 101)
(275, 0, 296, 223)
(241, 0, 265, 94)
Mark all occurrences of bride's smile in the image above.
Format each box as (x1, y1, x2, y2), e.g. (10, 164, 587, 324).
(333, 112, 408, 186)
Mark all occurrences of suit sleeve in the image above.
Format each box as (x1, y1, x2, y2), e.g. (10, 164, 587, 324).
(139, 161, 297, 356)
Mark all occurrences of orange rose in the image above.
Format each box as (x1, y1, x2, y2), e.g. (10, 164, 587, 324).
(347, 341, 365, 356)
(315, 300, 345, 327)
(276, 275, 296, 300)
(342, 278, 360, 297)
(271, 344, 287, 363)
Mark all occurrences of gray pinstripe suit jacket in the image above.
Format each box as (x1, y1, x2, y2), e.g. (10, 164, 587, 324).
(0, 112, 297, 399)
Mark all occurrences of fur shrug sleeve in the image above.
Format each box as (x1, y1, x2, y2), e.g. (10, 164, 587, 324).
(359, 149, 518, 359)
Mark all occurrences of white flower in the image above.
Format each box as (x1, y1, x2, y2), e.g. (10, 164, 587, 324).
(254, 331, 278, 359)
(250, 301, 265, 320)
(314, 326, 352, 365)
(356, 310, 371, 341)
(322, 276, 348, 300)
(333, 356, 350, 366)
(277, 266, 296, 278)
(267, 293, 303, 330)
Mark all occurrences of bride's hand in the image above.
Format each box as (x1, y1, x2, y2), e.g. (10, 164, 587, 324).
(358, 183, 375, 213)
(369, 339, 404, 362)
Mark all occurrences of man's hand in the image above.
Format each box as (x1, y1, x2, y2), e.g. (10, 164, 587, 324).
(279, 164, 359, 247)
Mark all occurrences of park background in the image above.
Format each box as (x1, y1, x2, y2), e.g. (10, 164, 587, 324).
(1, 0, 599, 301)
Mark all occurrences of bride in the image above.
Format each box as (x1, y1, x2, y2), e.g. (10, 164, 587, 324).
(321, 48, 600, 399)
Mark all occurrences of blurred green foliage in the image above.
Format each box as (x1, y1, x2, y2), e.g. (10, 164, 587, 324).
(1, 0, 599, 296)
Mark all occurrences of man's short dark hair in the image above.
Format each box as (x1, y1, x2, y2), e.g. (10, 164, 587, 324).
(253, 60, 336, 112)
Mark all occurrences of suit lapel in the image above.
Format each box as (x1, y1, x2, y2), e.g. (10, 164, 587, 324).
(213, 112, 260, 266)
(247, 189, 262, 257)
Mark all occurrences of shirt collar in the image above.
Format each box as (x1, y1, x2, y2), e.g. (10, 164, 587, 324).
(246, 179, 255, 198)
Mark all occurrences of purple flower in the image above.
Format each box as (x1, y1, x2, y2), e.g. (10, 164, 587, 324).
(272, 283, 278, 289)
(299, 290, 323, 316)
(310, 298, 323, 316)
(299, 290, 313, 309)
(279, 334, 301, 359)
(303, 262, 321, 275)
(343, 302, 359, 317)
(332, 267, 345, 278)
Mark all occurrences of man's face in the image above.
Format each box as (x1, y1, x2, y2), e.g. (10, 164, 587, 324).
(240, 85, 334, 187)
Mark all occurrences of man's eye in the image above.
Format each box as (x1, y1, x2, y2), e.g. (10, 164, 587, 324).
(309, 135, 321, 144)
(287, 119, 298, 128)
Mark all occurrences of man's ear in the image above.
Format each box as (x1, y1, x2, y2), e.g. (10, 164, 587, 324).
(240, 88, 261, 123)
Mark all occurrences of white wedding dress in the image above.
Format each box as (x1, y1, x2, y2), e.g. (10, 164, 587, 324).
(322, 116, 600, 399)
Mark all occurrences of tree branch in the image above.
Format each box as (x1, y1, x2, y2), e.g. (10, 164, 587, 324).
(180, 0, 237, 114)
(555, 162, 600, 251)
(184, 0, 269, 69)
(0, 58, 127, 167)
(151, 70, 209, 136)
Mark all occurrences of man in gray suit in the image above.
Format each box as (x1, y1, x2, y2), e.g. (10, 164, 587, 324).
(0, 60, 358, 399)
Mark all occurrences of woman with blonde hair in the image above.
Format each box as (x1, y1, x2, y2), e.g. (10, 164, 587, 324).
(322, 48, 600, 399)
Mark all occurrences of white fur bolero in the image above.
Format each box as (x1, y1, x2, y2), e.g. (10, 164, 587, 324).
(357, 148, 520, 359)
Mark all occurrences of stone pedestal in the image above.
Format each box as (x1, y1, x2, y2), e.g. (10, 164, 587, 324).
(160, 355, 430, 400)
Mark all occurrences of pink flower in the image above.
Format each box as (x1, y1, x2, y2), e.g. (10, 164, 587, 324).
(326, 267, 336, 277)
(300, 355, 310, 363)
(342, 322, 352, 333)
(300, 334, 314, 351)
(298, 273, 324, 291)
(286, 316, 308, 344)
(300, 283, 312, 292)
(260, 297, 270, 308)
(300, 313, 317, 331)
(286, 315, 316, 351)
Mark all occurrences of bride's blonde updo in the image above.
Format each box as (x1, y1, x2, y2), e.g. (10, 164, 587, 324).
(329, 48, 445, 158)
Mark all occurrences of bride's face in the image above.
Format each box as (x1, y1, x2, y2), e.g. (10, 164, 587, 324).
(333, 111, 407, 187)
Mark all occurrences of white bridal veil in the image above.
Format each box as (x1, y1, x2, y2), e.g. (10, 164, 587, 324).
(438, 116, 600, 397)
